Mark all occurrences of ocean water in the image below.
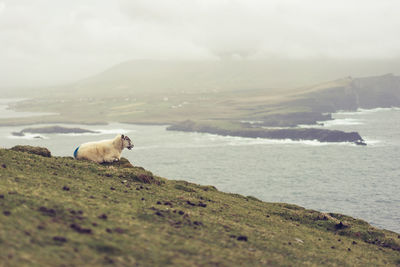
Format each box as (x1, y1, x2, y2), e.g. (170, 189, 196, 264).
(0, 99, 399, 233)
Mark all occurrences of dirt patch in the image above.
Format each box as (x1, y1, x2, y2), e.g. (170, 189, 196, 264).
(98, 214, 108, 220)
(186, 200, 207, 208)
(70, 223, 92, 234)
(53, 236, 67, 242)
(38, 207, 56, 217)
(237, 236, 248, 242)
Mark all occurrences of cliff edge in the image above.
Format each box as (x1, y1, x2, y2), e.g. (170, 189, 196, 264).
(0, 147, 399, 266)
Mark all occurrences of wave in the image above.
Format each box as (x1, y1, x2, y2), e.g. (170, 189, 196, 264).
(200, 134, 357, 147)
(363, 139, 382, 146)
(336, 107, 400, 116)
(97, 128, 134, 135)
(298, 118, 364, 128)
(319, 118, 364, 127)
(58, 128, 135, 136)
(357, 107, 400, 114)
(134, 134, 357, 150)
(240, 120, 264, 124)
(225, 136, 380, 147)
(228, 138, 355, 147)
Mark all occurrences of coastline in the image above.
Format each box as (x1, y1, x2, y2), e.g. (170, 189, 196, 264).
(2, 94, 400, 148)
(1, 110, 399, 233)
(167, 120, 367, 145)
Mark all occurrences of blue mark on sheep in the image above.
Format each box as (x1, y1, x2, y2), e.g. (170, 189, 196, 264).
(73, 146, 80, 158)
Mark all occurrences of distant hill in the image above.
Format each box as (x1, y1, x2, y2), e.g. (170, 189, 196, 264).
(54, 59, 400, 98)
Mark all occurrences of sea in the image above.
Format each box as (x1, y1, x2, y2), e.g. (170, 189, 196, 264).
(0, 99, 399, 233)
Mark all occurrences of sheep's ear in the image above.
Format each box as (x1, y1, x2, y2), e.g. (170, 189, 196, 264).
(121, 134, 125, 139)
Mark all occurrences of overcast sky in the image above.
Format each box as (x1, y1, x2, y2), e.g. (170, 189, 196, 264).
(1, 0, 400, 88)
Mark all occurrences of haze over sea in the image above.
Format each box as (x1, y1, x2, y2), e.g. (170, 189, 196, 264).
(1, 99, 399, 233)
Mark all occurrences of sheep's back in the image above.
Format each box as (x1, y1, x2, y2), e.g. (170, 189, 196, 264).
(77, 139, 115, 161)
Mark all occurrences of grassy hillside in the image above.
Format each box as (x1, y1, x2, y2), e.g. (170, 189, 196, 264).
(4, 59, 400, 99)
(43, 59, 400, 97)
(0, 147, 399, 266)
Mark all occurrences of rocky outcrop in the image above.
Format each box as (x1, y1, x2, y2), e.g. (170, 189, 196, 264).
(12, 126, 98, 136)
(167, 120, 366, 145)
(10, 145, 52, 157)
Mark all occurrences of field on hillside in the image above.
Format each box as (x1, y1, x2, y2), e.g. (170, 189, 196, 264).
(0, 78, 342, 126)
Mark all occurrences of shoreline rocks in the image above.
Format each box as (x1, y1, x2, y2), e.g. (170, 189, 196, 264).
(12, 125, 99, 136)
(167, 120, 367, 146)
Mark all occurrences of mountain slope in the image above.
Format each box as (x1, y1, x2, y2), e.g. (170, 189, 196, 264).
(56, 59, 400, 98)
(291, 74, 400, 113)
(0, 147, 399, 266)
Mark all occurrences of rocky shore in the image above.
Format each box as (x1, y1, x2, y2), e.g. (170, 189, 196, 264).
(167, 120, 367, 145)
(12, 125, 98, 137)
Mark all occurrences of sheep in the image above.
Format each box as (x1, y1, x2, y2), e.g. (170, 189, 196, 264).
(73, 134, 134, 163)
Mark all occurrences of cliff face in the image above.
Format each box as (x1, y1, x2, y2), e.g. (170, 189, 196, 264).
(257, 74, 400, 127)
(0, 147, 399, 266)
(351, 74, 400, 109)
(303, 74, 400, 113)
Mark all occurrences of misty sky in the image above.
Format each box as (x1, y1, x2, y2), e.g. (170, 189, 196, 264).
(1, 0, 400, 88)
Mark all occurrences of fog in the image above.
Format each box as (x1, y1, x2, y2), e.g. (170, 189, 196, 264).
(1, 0, 400, 89)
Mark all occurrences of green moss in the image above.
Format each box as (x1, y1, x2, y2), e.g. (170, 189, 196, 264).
(0, 147, 399, 266)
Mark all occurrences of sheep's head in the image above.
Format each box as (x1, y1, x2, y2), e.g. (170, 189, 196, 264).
(121, 134, 134, 150)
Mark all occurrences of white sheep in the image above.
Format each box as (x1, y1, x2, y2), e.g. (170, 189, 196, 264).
(73, 134, 134, 163)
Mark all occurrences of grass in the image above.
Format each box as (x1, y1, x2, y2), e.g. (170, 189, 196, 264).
(0, 146, 400, 266)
